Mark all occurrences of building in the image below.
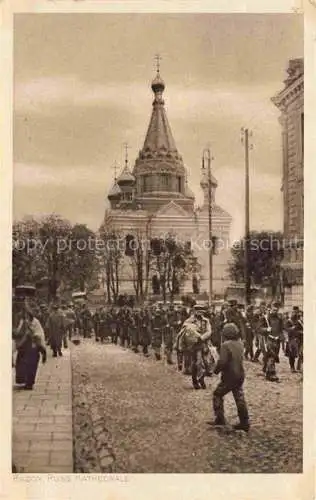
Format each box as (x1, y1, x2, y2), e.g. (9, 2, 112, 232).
(103, 68, 232, 300)
(272, 58, 304, 309)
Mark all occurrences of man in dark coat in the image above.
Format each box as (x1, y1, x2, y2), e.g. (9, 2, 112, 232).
(285, 307, 303, 372)
(244, 305, 255, 361)
(151, 305, 164, 360)
(209, 322, 249, 432)
(139, 307, 151, 356)
(262, 302, 283, 381)
(46, 304, 65, 357)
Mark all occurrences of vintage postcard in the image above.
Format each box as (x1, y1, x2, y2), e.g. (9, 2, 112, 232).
(1, 0, 315, 499)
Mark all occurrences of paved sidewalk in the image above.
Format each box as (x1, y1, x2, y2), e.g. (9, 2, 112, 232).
(12, 348, 73, 473)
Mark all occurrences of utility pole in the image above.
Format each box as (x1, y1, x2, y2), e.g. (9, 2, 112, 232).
(202, 147, 213, 303)
(241, 128, 252, 305)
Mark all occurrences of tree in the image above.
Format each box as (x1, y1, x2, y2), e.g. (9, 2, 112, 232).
(12, 214, 99, 301)
(125, 230, 153, 303)
(229, 231, 284, 299)
(12, 217, 46, 287)
(36, 214, 73, 300)
(150, 234, 197, 302)
(62, 224, 99, 292)
(98, 224, 123, 304)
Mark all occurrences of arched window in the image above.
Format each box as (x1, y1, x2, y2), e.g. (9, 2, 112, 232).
(161, 173, 172, 191)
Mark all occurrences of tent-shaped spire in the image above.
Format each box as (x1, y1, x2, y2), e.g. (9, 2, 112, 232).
(142, 70, 178, 154)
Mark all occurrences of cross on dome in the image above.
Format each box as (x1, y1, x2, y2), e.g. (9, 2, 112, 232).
(111, 161, 118, 181)
(152, 54, 165, 96)
(123, 142, 130, 169)
(155, 53, 162, 74)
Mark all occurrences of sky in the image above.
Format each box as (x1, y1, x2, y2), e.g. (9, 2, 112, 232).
(13, 13, 303, 241)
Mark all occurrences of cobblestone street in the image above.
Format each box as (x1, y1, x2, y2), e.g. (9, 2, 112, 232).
(72, 340, 302, 473)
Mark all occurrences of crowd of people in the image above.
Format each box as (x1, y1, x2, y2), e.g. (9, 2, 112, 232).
(12, 296, 303, 431)
(89, 299, 303, 380)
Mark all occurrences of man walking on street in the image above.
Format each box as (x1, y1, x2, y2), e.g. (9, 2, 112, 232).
(46, 304, 65, 357)
(208, 322, 250, 432)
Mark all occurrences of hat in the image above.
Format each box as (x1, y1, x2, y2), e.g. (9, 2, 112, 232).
(273, 302, 281, 308)
(222, 322, 239, 340)
(228, 299, 237, 306)
(293, 306, 300, 311)
(237, 303, 245, 309)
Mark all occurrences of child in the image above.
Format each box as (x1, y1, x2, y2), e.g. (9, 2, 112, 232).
(209, 322, 250, 432)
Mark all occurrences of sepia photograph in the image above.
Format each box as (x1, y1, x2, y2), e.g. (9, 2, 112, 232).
(11, 13, 304, 474)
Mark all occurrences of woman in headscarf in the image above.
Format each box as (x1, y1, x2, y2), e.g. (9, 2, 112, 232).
(15, 306, 47, 390)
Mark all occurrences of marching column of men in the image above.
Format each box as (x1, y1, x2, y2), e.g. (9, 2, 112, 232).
(14, 296, 303, 386)
(12, 295, 303, 435)
(90, 298, 303, 382)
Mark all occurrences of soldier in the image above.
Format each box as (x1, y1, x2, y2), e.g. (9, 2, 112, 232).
(139, 306, 151, 356)
(181, 307, 197, 374)
(93, 307, 101, 341)
(131, 308, 140, 353)
(119, 305, 131, 348)
(191, 312, 212, 389)
(164, 304, 175, 365)
(296, 308, 303, 372)
(211, 308, 224, 355)
(244, 305, 255, 361)
(175, 306, 189, 371)
(151, 305, 164, 361)
(108, 307, 119, 344)
(225, 300, 240, 326)
(98, 306, 107, 343)
(285, 306, 303, 372)
(261, 302, 283, 382)
(237, 303, 247, 342)
(253, 301, 268, 362)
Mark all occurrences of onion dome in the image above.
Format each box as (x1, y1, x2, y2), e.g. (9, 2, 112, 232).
(200, 170, 218, 188)
(117, 167, 135, 186)
(151, 72, 165, 94)
(108, 182, 122, 200)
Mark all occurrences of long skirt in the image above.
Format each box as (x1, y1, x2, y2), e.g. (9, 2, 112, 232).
(24, 347, 40, 387)
(15, 346, 40, 387)
(15, 349, 27, 384)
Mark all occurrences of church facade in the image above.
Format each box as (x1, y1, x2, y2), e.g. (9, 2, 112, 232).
(103, 69, 232, 299)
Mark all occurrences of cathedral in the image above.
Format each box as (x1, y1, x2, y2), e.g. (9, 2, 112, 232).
(103, 67, 232, 299)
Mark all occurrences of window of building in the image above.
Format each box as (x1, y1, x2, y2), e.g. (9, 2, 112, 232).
(161, 173, 171, 191)
(177, 176, 182, 193)
(143, 175, 150, 192)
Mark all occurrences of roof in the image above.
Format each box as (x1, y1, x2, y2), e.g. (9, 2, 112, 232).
(142, 72, 178, 154)
(108, 182, 122, 198)
(117, 167, 135, 185)
(200, 170, 218, 187)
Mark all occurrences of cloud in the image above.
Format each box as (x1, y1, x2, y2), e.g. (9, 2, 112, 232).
(13, 162, 282, 237)
(13, 162, 109, 188)
(14, 76, 149, 115)
(14, 75, 281, 126)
